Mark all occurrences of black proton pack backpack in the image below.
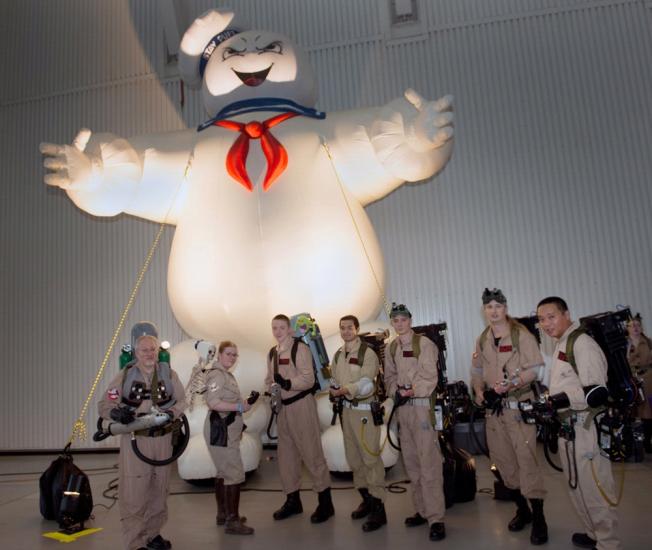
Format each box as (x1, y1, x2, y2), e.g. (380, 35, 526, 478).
(574, 310, 638, 409)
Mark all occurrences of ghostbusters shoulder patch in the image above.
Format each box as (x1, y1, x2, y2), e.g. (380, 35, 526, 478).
(107, 388, 119, 401)
(208, 382, 220, 393)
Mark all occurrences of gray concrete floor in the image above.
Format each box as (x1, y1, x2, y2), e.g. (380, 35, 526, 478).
(2, 447, 651, 549)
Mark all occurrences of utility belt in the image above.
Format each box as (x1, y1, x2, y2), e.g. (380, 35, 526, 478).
(134, 415, 178, 438)
(506, 385, 531, 401)
(342, 400, 373, 411)
(404, 397, 431, 407)
(502, 399, 521, 411)
(281, 385, 317, 407)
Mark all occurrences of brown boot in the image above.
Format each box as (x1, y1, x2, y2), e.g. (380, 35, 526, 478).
(215, 478, 226, 525)
(216, 478, 247, 526)
(224, 484, 254, 535)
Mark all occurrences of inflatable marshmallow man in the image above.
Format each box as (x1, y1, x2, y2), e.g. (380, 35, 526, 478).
(41, 9, 453, 475)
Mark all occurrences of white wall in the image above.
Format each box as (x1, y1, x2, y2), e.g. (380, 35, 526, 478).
(1, 0, 651, 449)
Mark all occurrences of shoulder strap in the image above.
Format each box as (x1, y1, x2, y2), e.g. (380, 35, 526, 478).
(510, 325, 520, 352)
(479, 326, 491, 351)
(334, 348, 342, 365)
(291, 338, 301, 366)
(412, 333, 421, 359)
(389, 338, 398, 361)
(357, 341, 368, 364)
(269, 347, 279, 375)
(565, 328, 586, 376)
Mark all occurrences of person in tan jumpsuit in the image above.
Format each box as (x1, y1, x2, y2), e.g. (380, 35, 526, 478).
(203, 341, 254, 535)
(98, 334, 186, 550)
(265, 314, 334, 523)
(537, 296, 621, 550)
(330, 314, 386, 532)
(626, 313, 652, 453)
(470, 288, 548, 545)
(384, 303, 446, 542)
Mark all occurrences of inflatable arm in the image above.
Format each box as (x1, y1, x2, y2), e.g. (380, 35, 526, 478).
(41, 128, 196, 223)
(322, 89, 454, 206)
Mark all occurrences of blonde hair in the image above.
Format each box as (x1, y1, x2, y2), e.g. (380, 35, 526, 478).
(135, 334, 159, 349)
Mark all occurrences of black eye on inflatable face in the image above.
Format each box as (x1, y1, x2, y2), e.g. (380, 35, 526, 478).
(222, 46, 245, 60)
(256, 40, 283, 55)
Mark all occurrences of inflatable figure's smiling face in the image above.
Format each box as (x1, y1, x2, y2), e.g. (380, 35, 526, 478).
(202, 30, 317, 114)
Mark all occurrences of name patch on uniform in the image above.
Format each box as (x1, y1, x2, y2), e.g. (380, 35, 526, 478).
(278, 358, 290, 365)
(349, 358, 359, 365)
(499, 345, 513, 352)
(107, 388, 119, 401)
(402, 351, 414, 358)
(557, 351, 568, 362)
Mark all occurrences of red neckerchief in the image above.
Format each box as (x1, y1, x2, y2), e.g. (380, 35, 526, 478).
(213, 112, 299, 192)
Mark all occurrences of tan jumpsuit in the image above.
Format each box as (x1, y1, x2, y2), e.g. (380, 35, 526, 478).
(551, 322, 621, 550)
(265, 341, 330, 494)
(98, 364, 186, 550)
(331, 337, 384, 500)
(203, 364, 246, 485)
(627, 336, 652, 419)
(384, 332, 445, 525)
(470, 325, 547, 499)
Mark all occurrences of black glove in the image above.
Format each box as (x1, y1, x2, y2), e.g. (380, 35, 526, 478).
(394, 389, 410, 407)
(110, 407, 135, 425)
(274, 373, 292, 391)
(482, 389, 503, 415)
(482, 389, 501, 408)
(549, 391, 571, 410)
(247, 391, 260, 405)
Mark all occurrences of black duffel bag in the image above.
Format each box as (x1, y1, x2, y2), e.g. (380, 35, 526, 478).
(39, 445, 93, 529)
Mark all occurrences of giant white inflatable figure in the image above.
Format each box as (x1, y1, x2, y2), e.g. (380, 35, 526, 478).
(41, 10, 454, 476)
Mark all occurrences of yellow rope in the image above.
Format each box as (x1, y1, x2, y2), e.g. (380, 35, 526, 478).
(320, 139, 391, 319)
(360, 419, 388, 457)
(66, 146, 196, 446)
(589, 454, 625, 507)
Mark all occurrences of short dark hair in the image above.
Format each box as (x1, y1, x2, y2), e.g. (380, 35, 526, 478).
(272, 314, 291, 327)
(339, 315, 360, 330)
(537, 296, 569, 313)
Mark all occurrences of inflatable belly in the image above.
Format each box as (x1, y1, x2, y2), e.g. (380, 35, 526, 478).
(168, 116, 384, 347)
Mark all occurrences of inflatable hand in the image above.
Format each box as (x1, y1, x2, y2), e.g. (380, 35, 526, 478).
(40, 129, 94, 189)
(404, 89, 454, 151)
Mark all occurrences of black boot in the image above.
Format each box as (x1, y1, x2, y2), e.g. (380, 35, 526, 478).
(429, 522, 446, 541)
(224, 483, 254, 535)
(529, 498, 548, 545)
(310, 488, 335, 523)
(362, 497, 387, 532)
(405, 512, 428, 527)
(571, 532, 597, 548)
(508, 489, 532, 532)
(643, 419, 652, 453)
(273, 490, 303, 520)
(145, 535, 171, 550)
(351, 488, 372, 519)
